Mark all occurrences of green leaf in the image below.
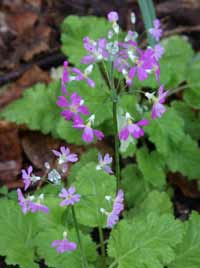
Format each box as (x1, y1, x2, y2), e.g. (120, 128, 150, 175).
(121, 164, 148, 208)
(74, 163, 116, 227)
(67, 66, 112, 126)
(136, 147, 166, 188)
(145, 108, 185, 155)
(172, 101, 200, 140)
(1, 67, 112, 144)
(169, 212, 200, 268)
(134, 190, 173, 218)
(166, 135, 200, 179)
(108, 213, 184, 268)
(61, 15, 110, 64)
(184, 56, 200, 109)
(35, 226, 97, 268)
(68, 148, 98, 184)
(0, 200, 39, 268)
(134, 36, 194, 88)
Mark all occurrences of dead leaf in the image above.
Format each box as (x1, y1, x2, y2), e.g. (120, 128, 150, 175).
(0, 120, 22, 182)
(0, 65, 51, 109)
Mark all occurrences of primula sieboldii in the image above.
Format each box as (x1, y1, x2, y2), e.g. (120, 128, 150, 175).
(52, 146, 78, 172)
(52, 232, 77, 253)
(101, 189, 124, 228)
(59, 186, 80, 207)
(71, 65, 95, 88)
(57, 92, 90, 122)
(149, 18, 163, 42)
(73, 115, 104, 143)
(96, 153, 113, 174)
(21, 165, 40, 191)
(17, 189, 49, 214)
(145, 85, 169, 119)
(81, 37, 109, 64)
(119, 113, 149, 141)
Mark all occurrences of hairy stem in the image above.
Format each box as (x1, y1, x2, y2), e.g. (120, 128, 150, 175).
(71, 206, 88, 268)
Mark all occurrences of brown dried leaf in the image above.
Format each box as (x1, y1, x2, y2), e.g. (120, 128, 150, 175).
(0, 120, 22, 182)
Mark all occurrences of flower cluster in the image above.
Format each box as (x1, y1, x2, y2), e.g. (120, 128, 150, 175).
(57, 11, 168, 146)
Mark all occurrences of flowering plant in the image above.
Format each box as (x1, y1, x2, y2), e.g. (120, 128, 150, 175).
(0, 9, 200, 268)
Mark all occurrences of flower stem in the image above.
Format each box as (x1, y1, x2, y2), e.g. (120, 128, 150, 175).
(71, 206, 88, 268)
(113, 98, 121, 191)
(109, 63, 120, 191)
(98, 226, 106, 268)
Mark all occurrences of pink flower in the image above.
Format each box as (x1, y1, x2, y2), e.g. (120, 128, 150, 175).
(101, 190, 124, 228)
(52, 146, 78, 172)
(52, 232, 77, 253)
(107, 11, 119, 22)
(17, 189, 49, 214)
(21, 166, 40, 191)
(96, 153, 113, 174)
(71, 65, 95, 88)
(149, 19, 163, 42)
(128, 47, 161, 85)
(153, 44, 165, 61)
(57, 92, 90, 122)
(119, 113, 149, 140)
(73, 115, 104, 143)
(59, 186, 80, 207)
(151, 85, 169, 119)
(82, 37, 109, 64)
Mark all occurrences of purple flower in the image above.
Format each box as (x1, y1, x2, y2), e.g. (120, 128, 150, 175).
(52, 146, 78, 172)
(57, 93, 90, 122)
(101, 190, 124, 228)
(71, 65, 95, 88)
(119, 113, 149, 140)
(17, 188, 31, 214)
(151, 85, 169, 119)
(17, 189, 49, 214)
(149, 19, 163, 42)
(82, 37, 109, 64)
(59, 186, 80, 207)
(96, 153, 113, 174)
(73, 115, 104, 143)
(107, 11, 119, 22)
(21, 166, 40, 191)
(29, 194, 49, 213)
(153, 44, 165, 61)
(52, 232, 77, 253)
(128, 47, 161, 85)
(61, 61, 70, 94)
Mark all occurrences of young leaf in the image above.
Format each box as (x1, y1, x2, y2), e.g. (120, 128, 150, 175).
(121, 164, 148, 208)
(73, 163, 116, 227)
(35, 226, 97, 268)
(169, 212, 200, 268)
(61, 15, 110, 64)
(136, 147, 166, 188)
(0, 200, 40, 268)
(108, 213, 184, 268)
